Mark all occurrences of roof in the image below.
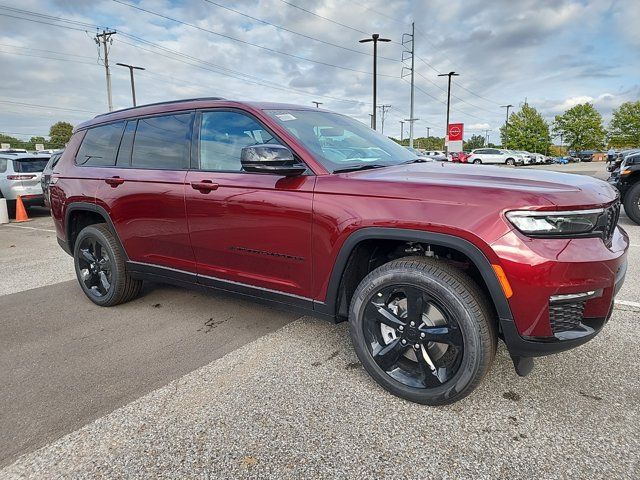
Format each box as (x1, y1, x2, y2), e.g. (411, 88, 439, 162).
(0, 152, 51, 160)
(74, 98, 327, 132)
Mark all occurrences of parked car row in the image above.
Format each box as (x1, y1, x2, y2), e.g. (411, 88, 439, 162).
(0, 151, 54, 216)
(608, 149, 640, 225)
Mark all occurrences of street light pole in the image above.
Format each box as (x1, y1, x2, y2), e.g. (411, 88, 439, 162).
(400, 121, 404, 142)
(359, 33, 391, 131)
(501, 104, 514, 147)
(312, 101, 323, 108)
(437, 71, 459, 155)
(116, 63, 145, 106)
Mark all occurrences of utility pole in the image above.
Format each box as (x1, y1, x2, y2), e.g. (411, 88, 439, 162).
(378, 105, 391, 135)
(359, 33, 391, 130)
(438, 71, 459, 155)
(399, 121, 404, 142)
(426, 127, 430, 139)
(95, 29, 117, 112)
(484, 129, 490, 146)
(401, 23, 416, 147)
(312, 101, 323, 108)
(501, 104, 513, 147)
(116, 63, 144, 107)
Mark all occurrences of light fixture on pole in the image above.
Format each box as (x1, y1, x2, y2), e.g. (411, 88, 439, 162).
(312, 101, 323, 108)
(437, 71, 459, 155)
(359, 33, 391, 130)
(116, 63, 145, 107)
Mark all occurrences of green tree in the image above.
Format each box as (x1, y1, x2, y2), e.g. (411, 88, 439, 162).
(464, 134, 485, 150)
(552, 103, 605, 153)
(49, 121, 73, 148)
(500, 103, 551, 152)
(608, 101, 640, 148)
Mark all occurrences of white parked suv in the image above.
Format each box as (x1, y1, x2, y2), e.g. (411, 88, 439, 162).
(0, 152, 50, 215)
(467, 148, 524, 166)
(423, 150, 447, 161)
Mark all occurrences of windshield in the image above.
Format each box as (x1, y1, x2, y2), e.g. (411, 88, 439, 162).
(13, 158, 49, 172)
(264, 109, 415, 172)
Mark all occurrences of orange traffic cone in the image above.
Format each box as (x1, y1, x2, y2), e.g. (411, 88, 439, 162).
(14, 196, 30, 223)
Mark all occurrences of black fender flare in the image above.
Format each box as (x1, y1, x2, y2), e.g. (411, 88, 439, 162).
(64, 202, 128, 259)
(314, 227, 513, 322)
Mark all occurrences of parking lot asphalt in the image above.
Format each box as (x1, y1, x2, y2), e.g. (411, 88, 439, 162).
(0, 162, 638, 478)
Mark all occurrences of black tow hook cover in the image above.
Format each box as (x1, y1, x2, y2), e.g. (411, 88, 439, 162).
(511, 356, 535, 377)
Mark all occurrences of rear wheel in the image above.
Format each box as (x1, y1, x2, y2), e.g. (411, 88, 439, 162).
(348, 257, 496, 405)
(623, 182, 640, 225)
(73, 224, 142, 306)
(505, 158, 515, 166)
(472, 159, 482, 164)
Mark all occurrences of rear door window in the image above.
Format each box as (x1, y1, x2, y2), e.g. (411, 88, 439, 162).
(76, 122, 125, 166)
(131, 113, 193, 170)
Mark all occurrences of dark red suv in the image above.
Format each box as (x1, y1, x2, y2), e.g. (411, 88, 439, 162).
(50, 98, 628, 405)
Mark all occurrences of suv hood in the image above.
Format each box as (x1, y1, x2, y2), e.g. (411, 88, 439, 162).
(331, 162, 618, 208)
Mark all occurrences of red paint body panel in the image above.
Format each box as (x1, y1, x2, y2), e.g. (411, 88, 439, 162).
(185, 171, 314, 296)
(53, 99, 629, 352)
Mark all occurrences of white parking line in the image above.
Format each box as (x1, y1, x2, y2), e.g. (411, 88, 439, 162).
(615, 300, 640, 310)
(2, 224, 56, 233)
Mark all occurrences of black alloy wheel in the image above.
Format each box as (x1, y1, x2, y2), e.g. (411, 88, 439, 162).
(363, 284, 464, 388)
(77, 235, 113, 299)
(73, 224, 142, 306)
(473, 159, 482, 164)
(506, 158, 515, 166)
(349, 257, 496, 405)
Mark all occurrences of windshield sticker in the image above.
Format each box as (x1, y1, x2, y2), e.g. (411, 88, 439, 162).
(276, 113, 296, 121)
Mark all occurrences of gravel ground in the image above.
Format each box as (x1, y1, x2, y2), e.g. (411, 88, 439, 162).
(2, 309, 638, 479)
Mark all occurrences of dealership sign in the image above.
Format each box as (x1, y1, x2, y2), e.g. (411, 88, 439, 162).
(447, 123, 464, 153)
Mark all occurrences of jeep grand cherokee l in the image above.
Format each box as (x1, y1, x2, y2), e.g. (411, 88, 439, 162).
(50, 98, 628, 405)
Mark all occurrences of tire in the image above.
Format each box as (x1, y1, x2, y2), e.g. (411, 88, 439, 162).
(348, 256, 497, 405)
(73, 223, 142, 306)
(472, 159, 482, 164)
(505, 158, 515, 166)
(6, 199, 16, 218)
(623, 182, 640, 225)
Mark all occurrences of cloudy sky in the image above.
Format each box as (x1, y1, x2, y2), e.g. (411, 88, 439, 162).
(0, 0, 638, 142)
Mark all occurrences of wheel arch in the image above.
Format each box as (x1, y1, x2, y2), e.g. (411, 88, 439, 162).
(64, 202, 127, 259)
(315, 228, 513, 324)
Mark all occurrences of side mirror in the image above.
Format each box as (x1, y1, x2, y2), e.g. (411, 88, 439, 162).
(241, 144, 307, 176)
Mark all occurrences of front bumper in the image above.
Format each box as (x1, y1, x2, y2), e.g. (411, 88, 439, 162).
(491, 225, 629, 358)
(499, 259, 626, 357)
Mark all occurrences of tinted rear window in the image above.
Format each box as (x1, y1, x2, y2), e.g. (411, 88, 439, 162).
(76, 122, 125, 166)
(131, 114, 192, 170)
(13, 159, 49, 172)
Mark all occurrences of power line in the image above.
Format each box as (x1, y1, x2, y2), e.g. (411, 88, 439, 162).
(0, 43, 95, 59)
(201, 0, 400, 63)
(276, 0, 369, 35)
(0, 49, 98, 65)
(0, 99, 99, 114)
(113, 0, 398, 78)
(0, 7, 370, 107)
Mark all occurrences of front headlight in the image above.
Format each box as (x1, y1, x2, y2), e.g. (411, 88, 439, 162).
(506, 209, 604, 236)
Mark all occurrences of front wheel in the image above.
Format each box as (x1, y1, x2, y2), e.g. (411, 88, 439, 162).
(623, 182, 640, 225)
(472, 159, 482, 164)
(73, 223, 142, 306)
(348, 257, 497, 405)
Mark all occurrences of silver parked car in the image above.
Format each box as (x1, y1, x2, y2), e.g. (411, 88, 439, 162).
(0, 152, 51, 215)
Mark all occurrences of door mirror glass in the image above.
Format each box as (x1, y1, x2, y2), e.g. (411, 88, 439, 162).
(241, 144, 306, 176)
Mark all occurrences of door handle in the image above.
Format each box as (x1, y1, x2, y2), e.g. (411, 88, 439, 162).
(105, 176, 125, 187)
(191, 180, 219, 193)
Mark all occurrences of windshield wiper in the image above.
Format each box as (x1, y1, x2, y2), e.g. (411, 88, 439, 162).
(333, 164, 387, 173)
(402, 157, 430, 164)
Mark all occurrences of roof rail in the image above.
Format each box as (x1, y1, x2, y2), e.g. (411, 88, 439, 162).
(94, 97, 226, 118)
